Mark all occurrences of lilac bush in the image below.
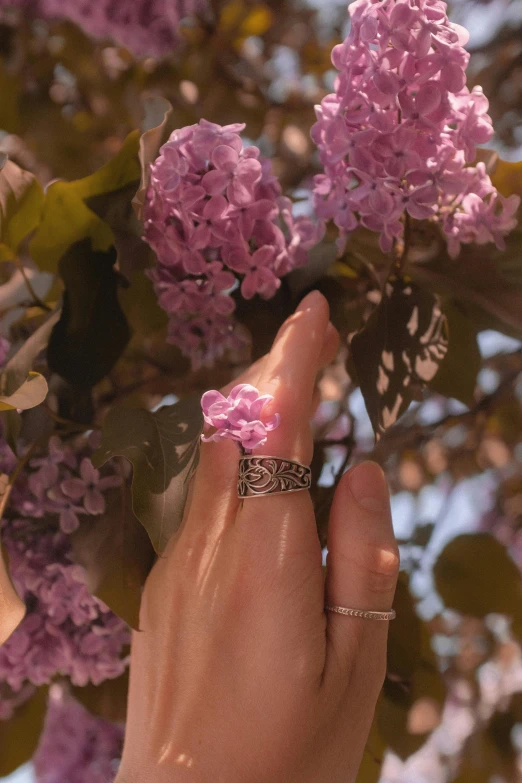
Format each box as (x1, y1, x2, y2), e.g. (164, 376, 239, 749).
(14, 435, 122, 535)
(312, 0, 520, 255)
(0, 517, 129, 692)
(0, 432, 129, 724)
(0, 0, 520, 778)
(144, 119, 323, 367)
(0, 0, 206, 57)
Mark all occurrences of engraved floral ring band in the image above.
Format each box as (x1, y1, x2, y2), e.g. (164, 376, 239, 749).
(238, 455, 312, 498)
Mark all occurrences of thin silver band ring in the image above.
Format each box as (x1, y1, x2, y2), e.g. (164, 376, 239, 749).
(325, 605, 396, 621)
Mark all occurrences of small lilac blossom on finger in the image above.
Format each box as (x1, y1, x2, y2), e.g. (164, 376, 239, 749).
(201, 384, 280, 452)
(312, 0, 520, 255)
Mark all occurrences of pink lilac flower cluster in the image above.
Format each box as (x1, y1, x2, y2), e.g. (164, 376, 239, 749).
(0, 0, 206, 58)
(0, 517, 130, 692)
(0, 429, 129, 723)
(312, 0, 520, 256)
(144, 119, 323, 367)
(34, 685, 124, 783)
(201, 383, 280, 451)
(13, 434, 123, 534)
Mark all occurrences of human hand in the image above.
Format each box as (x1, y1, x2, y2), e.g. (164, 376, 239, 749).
(116, 290, 399, 783)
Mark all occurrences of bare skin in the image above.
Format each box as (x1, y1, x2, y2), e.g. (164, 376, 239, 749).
(116, 290, 400, 783)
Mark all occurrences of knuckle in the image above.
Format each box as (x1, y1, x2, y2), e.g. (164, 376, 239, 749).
(362, 544, 400, 594)
(336, 541, 400, 595)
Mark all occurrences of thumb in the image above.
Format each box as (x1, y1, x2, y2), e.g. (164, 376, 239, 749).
(324, 461, 399, 684)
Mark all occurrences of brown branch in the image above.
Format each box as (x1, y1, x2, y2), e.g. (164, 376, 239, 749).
(372, 359, 522, 459)
(41, 404, 91, 432)
(314, 432, 356, 526)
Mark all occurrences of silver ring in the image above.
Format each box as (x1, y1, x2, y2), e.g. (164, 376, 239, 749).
(325, 605, 396, 621)
(238, 455, 311, 498)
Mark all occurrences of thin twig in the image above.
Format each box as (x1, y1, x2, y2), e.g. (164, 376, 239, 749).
(98, 372, 165, 405)
(41, 403, 91, 432)
(314, 434, 356, 524)
(15, 259, 52, 312)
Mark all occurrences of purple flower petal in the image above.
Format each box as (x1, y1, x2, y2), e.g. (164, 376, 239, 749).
(84, 489, 105, 516)
(201, 389, 226, 414)
(60, 509, 80, 534)
(61, 478, 86, 500)
(228, 384, 260, 402)
(212, 145, 239, 172)
(201, 169, 229, 196)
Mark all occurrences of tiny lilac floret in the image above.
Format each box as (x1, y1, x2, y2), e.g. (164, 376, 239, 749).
(201, 383, 280, 452)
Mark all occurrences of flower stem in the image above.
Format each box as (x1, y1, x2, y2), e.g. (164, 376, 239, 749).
(395, 212, 411, 275)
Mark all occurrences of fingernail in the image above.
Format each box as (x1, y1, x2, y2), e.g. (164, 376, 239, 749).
(296, 290, 324, 313)
(348, 461, 389, 513)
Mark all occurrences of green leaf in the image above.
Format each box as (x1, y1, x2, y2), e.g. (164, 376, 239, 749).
(428, 303, 481, 406)
(118, 270, 168, 336)
(433, 533, 522, 621)
(0, 687, 47, 776)
(0, 154, 44, 257)
(491, 157, 522, 198)
(71, 671, 129, 724)
(133, 96, 174, 222)
(92, 396, 203, 553)
(71, 486, 155, 629)
(351, 276, 448, 439)
(29, 131, 140, 273)
(84, 181, 151, 278)
(0, 372, 48, 412)
(377, 686, 427, 760)
(0, 309, 60, 397)
(0, 544, 25, 646)
(410, 229, 522, 340)
(0, 409, 21, 454)
(0, 62, 21, 135)
(47, 240, 131, 388)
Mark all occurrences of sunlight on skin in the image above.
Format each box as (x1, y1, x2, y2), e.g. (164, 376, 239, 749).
(194, 528, 227, 593)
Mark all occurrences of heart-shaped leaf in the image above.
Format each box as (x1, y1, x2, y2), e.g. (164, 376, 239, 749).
(351, 276, 448, 439)
(71, 487, 155, 629)
(0, 154, 44, 258)
(133, 96, 174, 221)
(92, 396, 203, 553)
(29, 131, 140, 273)
(0, 372, 48, 412)
(434, 533, 522, 623)
(47, 240, 131, 388)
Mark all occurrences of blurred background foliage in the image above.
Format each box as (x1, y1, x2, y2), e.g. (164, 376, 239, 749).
(0, 0, 522, 781)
